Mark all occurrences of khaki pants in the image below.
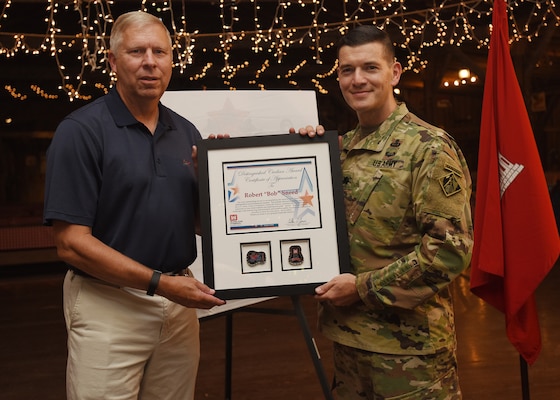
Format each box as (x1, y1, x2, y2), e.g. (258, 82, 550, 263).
(63, 270, 200, 400)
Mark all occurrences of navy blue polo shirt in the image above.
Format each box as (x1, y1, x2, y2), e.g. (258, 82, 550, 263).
(44, 89, 201, 272)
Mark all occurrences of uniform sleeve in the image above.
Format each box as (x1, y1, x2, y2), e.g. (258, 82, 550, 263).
(43, 117, 102, 227)
(356, 134, 474, 310)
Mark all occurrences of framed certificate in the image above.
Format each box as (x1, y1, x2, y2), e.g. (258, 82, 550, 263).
(197, 131, 350, 299)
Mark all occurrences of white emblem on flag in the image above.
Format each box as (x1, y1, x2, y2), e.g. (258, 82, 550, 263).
(498, 152, 524, 197)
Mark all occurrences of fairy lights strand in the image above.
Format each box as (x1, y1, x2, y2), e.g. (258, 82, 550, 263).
(254, 59, 270, 78)
(251, 0, 263, 53)
(30, 84, 58, 99)
(171, 0, 197, 73)
(1, 0, 559, 100)
(190, 62, 214, 81)
(0, 0, 12, 31)
(4, 84, 27, 100)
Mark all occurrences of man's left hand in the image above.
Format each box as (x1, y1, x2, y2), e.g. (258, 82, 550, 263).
(314, 273, 360, 307)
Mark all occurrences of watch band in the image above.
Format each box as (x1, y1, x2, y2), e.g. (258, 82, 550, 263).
(147, 270, 162, 296)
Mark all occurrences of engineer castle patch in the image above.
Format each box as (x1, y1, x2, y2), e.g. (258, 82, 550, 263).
(439, 164, 463, 196)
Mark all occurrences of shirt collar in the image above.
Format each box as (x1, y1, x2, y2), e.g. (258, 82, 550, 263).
(104, 88, 176, 131)
(343, 103, 409, 152)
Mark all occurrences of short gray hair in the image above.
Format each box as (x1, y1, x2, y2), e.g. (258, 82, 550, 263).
(110, 11, 172, 55)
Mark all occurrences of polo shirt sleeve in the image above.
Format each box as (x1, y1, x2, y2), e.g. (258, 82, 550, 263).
(44, 117, 102, 227)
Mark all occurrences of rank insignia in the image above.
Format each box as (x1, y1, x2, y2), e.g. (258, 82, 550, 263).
(385, 149, 396, 157)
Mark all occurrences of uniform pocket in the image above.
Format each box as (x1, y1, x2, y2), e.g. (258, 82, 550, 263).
(345, 169, 383, 225)
(384, 368, 460, 400)
(345, 166, 414, 247)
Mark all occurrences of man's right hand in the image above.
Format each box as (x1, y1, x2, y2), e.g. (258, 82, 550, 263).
(158, 274, 226, 309)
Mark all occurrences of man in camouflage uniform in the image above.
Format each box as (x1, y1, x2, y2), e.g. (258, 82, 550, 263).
(295, 25, 473, 399)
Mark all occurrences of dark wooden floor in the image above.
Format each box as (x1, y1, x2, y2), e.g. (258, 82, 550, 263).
(1, 261, 559, 400)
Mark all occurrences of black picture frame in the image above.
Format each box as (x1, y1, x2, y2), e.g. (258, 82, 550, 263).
(197, 131, 350, 299)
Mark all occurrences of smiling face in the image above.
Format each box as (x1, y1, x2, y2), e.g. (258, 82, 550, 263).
(108, 20, 173, 107)
(337, 41, 402, 128)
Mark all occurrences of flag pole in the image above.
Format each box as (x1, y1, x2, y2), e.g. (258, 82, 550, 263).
(520, 355, 530, 400)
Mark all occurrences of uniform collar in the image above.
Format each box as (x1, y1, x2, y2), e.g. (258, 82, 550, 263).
(344, 103, 409, 152)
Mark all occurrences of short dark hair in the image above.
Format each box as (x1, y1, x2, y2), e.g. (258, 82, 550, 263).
(337, 25, 395, 62)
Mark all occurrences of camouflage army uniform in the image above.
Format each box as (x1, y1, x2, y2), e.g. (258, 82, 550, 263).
(320, 103, 473, 399)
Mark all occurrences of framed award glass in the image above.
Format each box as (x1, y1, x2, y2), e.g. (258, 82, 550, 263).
(197, 131, 350, 299)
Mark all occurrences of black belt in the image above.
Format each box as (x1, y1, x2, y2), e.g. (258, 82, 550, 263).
(69, 267, 93, 278)
(164, 269, 188, 276)
(69, 267, 188, 278)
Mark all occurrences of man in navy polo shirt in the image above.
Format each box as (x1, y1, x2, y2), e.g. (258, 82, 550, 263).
(43, 11, 225, 400)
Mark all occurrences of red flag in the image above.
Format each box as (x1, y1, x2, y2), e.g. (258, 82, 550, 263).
(470, 0, 560, 365)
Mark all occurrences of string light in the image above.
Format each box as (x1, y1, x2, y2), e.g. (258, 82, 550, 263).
(30, 84, 59, 100)
(190, 62, 214, 81)
(0, 0, 558, 101)
(285, 60, 308, 78)
(4, 84, 27, 100)
(0, 0, 12, 30)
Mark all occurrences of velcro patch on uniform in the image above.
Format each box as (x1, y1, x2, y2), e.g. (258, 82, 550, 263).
(438, 164, 463, 197)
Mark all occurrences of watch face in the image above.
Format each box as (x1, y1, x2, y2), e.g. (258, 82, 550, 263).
(288, 245, 303, 265)
(246, 250, 267, 266)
